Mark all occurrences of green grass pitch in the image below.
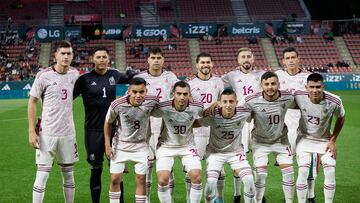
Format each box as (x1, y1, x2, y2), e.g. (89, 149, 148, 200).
(0, 90, 359, 202)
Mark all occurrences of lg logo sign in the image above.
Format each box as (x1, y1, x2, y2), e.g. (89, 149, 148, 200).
(37, 28, 61, 39)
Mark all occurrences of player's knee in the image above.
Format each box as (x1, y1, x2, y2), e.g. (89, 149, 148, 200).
(189, 170, 202, 184)
(136, 174, 146, 185)
(157, 174, 170, 186)
(298, 165, 310, 181)
(110, 174, 122, 188)
(242, 173, 255, 187)
(255, 167, 268, 182)
(323, 165, 336, 184)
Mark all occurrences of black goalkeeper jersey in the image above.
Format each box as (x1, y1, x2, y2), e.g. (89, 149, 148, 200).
(74, 68, 132, 131)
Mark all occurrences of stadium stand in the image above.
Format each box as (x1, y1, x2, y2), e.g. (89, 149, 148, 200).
(245, 0, 306, 21)
(125, 38, 193, 77)
(343, 34, 360, 65)
(199, 36, 270, 75)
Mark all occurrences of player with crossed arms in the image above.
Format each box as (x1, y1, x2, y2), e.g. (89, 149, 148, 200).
(152, 81, 204, 203)
(221, 47, 265, 203)
(104, 77, 159, 203)
(195, 88, 255, 203)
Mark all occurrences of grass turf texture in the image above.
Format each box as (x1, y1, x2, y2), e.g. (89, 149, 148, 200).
(0, 90, 359, 202)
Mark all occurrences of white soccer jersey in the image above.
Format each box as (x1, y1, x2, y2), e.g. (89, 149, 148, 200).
(276, 69, 309, 93)
(221, 69, 265, 105)
(245, 91, 296, 144)
(295, 90, 345, 141)
(198, 106, 251, 153)
(105, 95, 159, 151)
(135, 70, 179, 101)
(30, 67, 79, 137)
(152, 100, 203, 147)
(187, 75, 224, 108)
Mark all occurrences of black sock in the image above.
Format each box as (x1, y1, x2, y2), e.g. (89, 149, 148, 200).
(120, 181, 124, 203)
(90, 166, 103, 203)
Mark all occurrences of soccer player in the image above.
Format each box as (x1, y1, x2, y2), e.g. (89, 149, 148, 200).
(104, 77, 159, 203)
(196, 89, 255, 203)
(152, 81, 204, 203)
(73, 47, 136, 203)
(187, 52, 224, 202)
(245, 72, 295, 203)
(135, 47, 179, 202)
(276, 47, 318, 202)
(28, 40, 79, 203)
(294, 73, 345, 203)
(221, 47, 264, 202)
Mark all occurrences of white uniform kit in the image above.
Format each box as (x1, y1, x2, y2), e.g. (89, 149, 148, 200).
(187, 75, 224, 158)
(294, 90, 345, 203)
(30, 67, 80, 164)
(105, 95, 159, 174)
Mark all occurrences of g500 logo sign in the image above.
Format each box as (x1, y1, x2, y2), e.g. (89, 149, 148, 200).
(135, 28, 167, 37)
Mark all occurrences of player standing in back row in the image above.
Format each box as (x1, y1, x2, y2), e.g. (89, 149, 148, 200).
(28, 40, 79, 203)
(221, 47, 264, 203)
(275, 47, 318, 203)
(135, 47, 179, 202)
(73, 47, 136, 203)
(295, 73, 345, 203)
(186, 52, 224, 202)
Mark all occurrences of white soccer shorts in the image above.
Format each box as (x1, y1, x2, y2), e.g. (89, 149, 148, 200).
(252, 142, 293, 167)
(110, 149, 149, 175)
(206, 151, 251, 172)
(36, 135, 79, 165)
(156, 145, 202, 172)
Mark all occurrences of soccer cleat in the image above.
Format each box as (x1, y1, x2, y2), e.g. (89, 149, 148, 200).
(214, 198, 224, 203)
(308, 197, 316, 203)
(233, 195, 241, 203)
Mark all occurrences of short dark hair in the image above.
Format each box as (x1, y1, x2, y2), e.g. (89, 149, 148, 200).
(91, 47, 109, 56)
(220, 88, 237, 99)
(55, 40, 72, 52)
(196, 52, 212, 63)
(261, 71, 278, 82)
(148, 47, 163, 57)
(172, 80, 190, 92)
(307, 73, 323, 83)
(129, 77, 147, 86)
(282, 47, 298, 58)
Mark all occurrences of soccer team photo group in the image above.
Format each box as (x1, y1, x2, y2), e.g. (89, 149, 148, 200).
(0, 0, 359, 203)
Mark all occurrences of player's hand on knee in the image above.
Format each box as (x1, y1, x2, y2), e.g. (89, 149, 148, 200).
(326, 140, 336, 159)
(29, 131, 40, 149)
(105, 145, 113, 159)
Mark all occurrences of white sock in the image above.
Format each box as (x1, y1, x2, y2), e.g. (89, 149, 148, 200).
(216, 172, 225, 201)
(33, 165, 51, 203)
(254, 167, 268, 203)
(233, 176, 242, 197)
(205, 171, 219, 202)
(135, 194, 147, 203)
(296, 163, 310, 203)
(158, 185, 171, 203)
(109, 191, 121, 203)
(185, 174, 191, 202)
(190, 183, 203, 203)
(61, 166, 75, 203)
(169, 172, 175, 202)
(146, 163, 153, 202)
(307, 178, 315, 199)
(281, 166, 295, 203)
(323, 163, 336, 203)
(239, 169, 255, 203)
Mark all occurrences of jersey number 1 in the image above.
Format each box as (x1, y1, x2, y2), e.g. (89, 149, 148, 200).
(102, 87, 107, 98)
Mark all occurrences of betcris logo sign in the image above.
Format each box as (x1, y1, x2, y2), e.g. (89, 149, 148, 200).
(35, 26, 63, 41)
(181, 23, 217, 37)
(134, 26, 169, 38)
(229, 24, 264, 36)
(103, 25, 122, 39)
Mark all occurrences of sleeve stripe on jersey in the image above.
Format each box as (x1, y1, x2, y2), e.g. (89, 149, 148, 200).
(325, 95, 341, 106)
(245, 92, 261, 102)
(236, 107, 251, 112)
(280, 90, 292, 95)
(190, 101, 204, 108)
(159, 101, 173, 107)
(145, 95, 160, 102)
(294, 90, 308, 95)
(111, 97, 128, 109)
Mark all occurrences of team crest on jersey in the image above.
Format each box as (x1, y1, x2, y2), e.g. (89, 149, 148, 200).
(237, 79, 242, 83)
(302, 108, 307, 112)
(196, 88, 201, 91)
(168, 119, 173, 123)
(109, 76, 116, 85)
(261, 109, 266, 112)
(52, 82, 57, 86)
(323, 108, 329, 115)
